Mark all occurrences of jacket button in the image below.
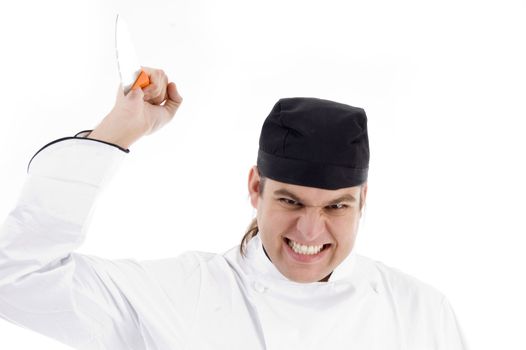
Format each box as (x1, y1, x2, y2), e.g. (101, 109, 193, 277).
(253, 281, 267, 293)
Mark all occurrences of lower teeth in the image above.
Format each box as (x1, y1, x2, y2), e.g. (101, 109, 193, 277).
(288, 240, 325, 255)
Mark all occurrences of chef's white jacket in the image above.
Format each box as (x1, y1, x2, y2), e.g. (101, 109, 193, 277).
(0, 132, 467, 349)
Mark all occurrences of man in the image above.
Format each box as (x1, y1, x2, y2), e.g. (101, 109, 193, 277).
(0, 68, 466, 349)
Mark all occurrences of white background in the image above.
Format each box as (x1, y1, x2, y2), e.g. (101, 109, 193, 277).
(1, 0, 525, 349)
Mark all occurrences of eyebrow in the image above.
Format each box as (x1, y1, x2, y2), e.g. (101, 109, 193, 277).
(273, 189, 357, 205)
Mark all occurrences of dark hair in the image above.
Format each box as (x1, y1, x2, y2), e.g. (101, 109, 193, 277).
(239, 176, 266, 256)
(239, 175, 366, 256)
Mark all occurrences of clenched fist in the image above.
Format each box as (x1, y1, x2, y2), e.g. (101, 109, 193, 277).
(89, 67, 183, 149)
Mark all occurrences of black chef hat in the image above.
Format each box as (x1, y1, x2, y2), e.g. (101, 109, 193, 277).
(257, 97, 369, 190)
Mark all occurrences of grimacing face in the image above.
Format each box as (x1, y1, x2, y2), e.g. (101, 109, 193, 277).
(248, 166, 367, 283)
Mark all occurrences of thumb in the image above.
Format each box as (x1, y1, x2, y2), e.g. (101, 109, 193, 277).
(115, 83, 125, 102)
(163, 82, 183, 117)
(127, 87, 144, 101)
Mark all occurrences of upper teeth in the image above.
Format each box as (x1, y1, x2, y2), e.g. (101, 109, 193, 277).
(288, 239, 324, 255)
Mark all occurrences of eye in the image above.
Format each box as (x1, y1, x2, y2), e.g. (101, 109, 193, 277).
(326, 203, 349, 210)
(278, 198, 302, 207)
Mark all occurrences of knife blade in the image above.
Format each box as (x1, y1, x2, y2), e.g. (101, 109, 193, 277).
(115, 14, 150, 95)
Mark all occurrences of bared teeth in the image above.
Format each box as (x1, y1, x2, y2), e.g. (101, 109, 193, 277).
(287, 239, 324, 255)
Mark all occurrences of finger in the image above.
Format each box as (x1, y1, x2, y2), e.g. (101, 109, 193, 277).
(142, 67, 168, 104)
(162, 82, 183, 118)
(139, 67, 155, 99)
(145, 83, 167, 105)
(141, 66, 156, 76)
(152, 72, 169, 104)
(127, 86, 144, 101)
(141, 66, 163, 94)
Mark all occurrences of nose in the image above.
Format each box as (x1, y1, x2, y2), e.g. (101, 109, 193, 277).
(296, 207, 326, 241)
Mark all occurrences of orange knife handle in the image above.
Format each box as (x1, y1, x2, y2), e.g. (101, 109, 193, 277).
(131, 69, 150, 91)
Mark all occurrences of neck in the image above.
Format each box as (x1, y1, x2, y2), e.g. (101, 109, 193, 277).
(262, 245, 332, 282)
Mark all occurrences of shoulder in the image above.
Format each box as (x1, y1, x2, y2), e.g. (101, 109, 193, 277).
(139, 250, 222, 279)
(133, 251, 230, 297)
(356, 254, 446, 307)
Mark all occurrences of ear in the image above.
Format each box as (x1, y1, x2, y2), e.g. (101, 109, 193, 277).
(248, 166, 261, 209)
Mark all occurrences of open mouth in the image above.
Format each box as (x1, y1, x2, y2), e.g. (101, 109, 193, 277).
(284, 237, 331, 256)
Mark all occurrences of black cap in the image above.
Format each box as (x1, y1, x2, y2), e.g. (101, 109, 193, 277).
(257, 97, 369, 190)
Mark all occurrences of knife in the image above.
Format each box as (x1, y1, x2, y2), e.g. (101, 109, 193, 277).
(115, 14, 150, 95)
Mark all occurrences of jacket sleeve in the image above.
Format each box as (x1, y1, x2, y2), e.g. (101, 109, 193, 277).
(0, 132, 146, 349)
(439, 296, 468, 350)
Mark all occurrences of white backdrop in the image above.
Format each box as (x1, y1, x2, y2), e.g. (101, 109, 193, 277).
(1, 0, 525, 349)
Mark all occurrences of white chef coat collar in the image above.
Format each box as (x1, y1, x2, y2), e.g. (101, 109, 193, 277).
(241, 234, 380, 293)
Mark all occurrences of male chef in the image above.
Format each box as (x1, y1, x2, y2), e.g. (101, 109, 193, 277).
(0, 67, 466, 349)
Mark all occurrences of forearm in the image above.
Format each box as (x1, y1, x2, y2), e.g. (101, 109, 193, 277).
(87, 111, 147, 149)
(0, 137, 146, 348)
(0, 137, 126, 286)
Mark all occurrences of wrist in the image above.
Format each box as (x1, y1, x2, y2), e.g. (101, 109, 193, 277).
(89, 112, 147, 149)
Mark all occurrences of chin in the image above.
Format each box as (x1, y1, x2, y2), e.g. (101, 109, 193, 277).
(283, 269, 328, 284)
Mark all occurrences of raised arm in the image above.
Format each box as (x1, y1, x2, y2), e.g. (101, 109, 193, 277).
(0, 69, 183, 349)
